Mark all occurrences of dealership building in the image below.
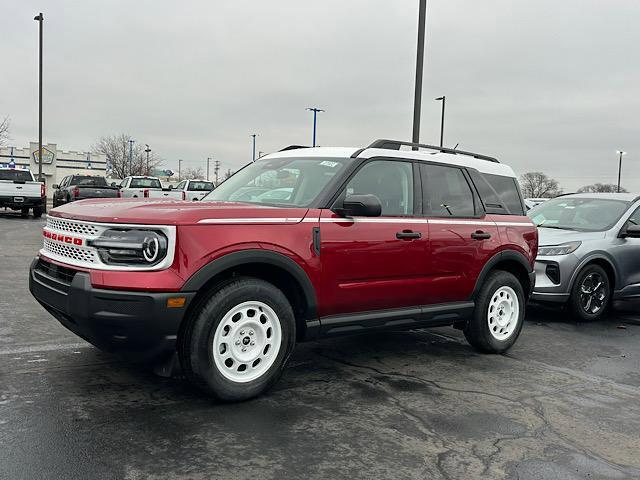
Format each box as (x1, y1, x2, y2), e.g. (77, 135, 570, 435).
(0, 142, 108, 198)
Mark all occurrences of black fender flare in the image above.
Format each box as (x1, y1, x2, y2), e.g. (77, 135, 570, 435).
(470, 250, 534, 300)
(181, 249, 318, 320)
(567, 253, 619, 292)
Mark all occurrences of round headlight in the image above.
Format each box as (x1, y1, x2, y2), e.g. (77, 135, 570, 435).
(142, 235, 160, 262)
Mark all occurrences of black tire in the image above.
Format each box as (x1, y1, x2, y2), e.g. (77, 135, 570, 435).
(178, 277, 296, 402)
(464, 270, 525, 353)
(32, 206, 43, 218)
(20, 207, 29, 218)
(569, 264, 611, 322)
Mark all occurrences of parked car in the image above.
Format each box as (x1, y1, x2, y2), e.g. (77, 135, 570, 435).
(29, 139, 537, 401)
(175, 179, 215, 201)
(0, 166, 45, 218)
(529, 193, 640, 320)
(52, 175, 119, 208)
(119, 176, 184, 199)
(526, 198, 549, 207)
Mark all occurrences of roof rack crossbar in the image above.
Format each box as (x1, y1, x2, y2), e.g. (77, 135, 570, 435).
(365, 139, 499, 163)
(278, 145, 311, 152)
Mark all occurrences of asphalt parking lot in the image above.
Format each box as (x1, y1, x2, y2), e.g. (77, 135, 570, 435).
(1, 213, 640, 480)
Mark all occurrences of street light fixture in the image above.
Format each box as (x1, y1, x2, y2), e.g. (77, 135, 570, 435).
(435, 96, 445, 147)
(144, 144, 151, 175)
(33, 12, 44, 182)
(616, 150, 627, 193)
(306, 107, 325, 147)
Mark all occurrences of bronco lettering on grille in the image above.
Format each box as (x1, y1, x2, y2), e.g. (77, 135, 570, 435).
(43, 230, 84, 246)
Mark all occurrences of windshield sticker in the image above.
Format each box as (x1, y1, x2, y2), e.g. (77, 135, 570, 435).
(319, 161, 339, 168)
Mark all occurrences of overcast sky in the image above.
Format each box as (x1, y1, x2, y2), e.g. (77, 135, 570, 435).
(1, 0, 639, 190)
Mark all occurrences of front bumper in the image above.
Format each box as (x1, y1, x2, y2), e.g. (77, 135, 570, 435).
(530, 254, 580, 304)
(29, 258, 195, 361)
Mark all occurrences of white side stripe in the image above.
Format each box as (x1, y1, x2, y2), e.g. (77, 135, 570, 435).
(198, 218, 303, 224)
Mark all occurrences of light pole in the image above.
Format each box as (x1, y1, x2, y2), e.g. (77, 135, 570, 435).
(144, 144, 151, 175)
(214, 159, 220, 184)
(306, 107, 324, 147)
(34, 12, 44, 182)
(435, 96, 445, 147)
(617, 150, 626, 193)
(178, 159, 183, 181)
(412, 0, 427, 149)
(128, 139, 135, 176)
(251, 134, 258, 162)
(206, 157, 211, 181)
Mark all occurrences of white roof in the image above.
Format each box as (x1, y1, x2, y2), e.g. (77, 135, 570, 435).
(260, 146, 516, 178)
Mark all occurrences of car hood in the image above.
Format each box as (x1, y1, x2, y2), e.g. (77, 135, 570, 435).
(49, 198, 311, 225)
(537, 227, 606, 246)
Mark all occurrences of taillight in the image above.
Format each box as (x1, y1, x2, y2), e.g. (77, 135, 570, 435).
(72, 187, 80, 197)
(182, 191, 186, 200)
(40, 183, 45, 198)
(143, 189, 150, 198)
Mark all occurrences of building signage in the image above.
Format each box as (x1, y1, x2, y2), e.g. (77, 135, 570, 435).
(32, 146, 56, 164)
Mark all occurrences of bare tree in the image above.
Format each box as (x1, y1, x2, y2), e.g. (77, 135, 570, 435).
(0, 116, 10, 146)
(577, 183, 627, 193)
(93, 134, 162, 178)
(519, 172, 562, 198)
(181, 167, 204, 180)
(223, 169, 234, 180)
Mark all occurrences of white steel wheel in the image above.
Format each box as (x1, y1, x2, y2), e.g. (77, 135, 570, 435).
(212, 301, 282, 383)
(487, 286, 519, 341)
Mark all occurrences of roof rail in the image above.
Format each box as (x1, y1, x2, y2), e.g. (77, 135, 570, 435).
(365, 139, 499, 163)
(278, 145, 311, 152)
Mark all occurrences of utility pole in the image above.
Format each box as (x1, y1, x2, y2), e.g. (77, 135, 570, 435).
(206, 157, 211, 181)
(34, 12, 44, 182)
(178, 159, 183, 181)
(214, 159, 220, 184)
(435, 96, 445, 147)
(306, 107, 324, 147)
(617, 150, 626, 193)
(144, 144, 151, 175)
(412, 0, 427, 149)
(251, 134, 258, 162)
(128, 139, 135, 176)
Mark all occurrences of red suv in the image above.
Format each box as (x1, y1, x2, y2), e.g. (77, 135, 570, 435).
(30, 139, 538, 401)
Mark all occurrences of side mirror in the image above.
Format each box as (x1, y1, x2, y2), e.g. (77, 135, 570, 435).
(621, 224, 640, 238)
(52, 184, 59, 189)
(110, 182, 117, 187)
(334, 194, 382, 217)
(169, 185, 174, 189)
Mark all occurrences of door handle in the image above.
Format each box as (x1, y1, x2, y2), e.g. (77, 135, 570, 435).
(396, 230, 422, 240)
(471, 230, 491, 240)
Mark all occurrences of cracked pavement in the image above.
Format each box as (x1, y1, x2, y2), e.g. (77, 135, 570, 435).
(1, 214, 640, 479)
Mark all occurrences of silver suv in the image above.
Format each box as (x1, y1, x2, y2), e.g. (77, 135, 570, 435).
(528, 193, 640, 321)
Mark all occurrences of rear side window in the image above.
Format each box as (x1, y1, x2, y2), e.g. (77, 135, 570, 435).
(420, 164, 475, 217)
(0, 170, 33, 182)
(468, 171, 524, 216)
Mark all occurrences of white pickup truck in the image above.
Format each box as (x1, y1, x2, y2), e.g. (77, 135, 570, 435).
(0, 167, 45, 218)
(174, 179, 215, 201)
(118, 176, 185, 200)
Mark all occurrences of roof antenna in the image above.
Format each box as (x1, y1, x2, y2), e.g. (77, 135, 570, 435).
(453, 143, 459, 150)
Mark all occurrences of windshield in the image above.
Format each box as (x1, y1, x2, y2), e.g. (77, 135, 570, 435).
(528, 197, 630, 232)
(73, 176, 107, 187)
(188, 181, 214, 191)
(203, 157, 347, 206)
(0, 170, 33, 182)
(130, 178, 162, 188)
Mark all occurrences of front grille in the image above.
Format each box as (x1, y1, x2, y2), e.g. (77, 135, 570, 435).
(35, 259, 77, 284)
(43, 238, 98, 264)
(46, 217, 100, 236)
